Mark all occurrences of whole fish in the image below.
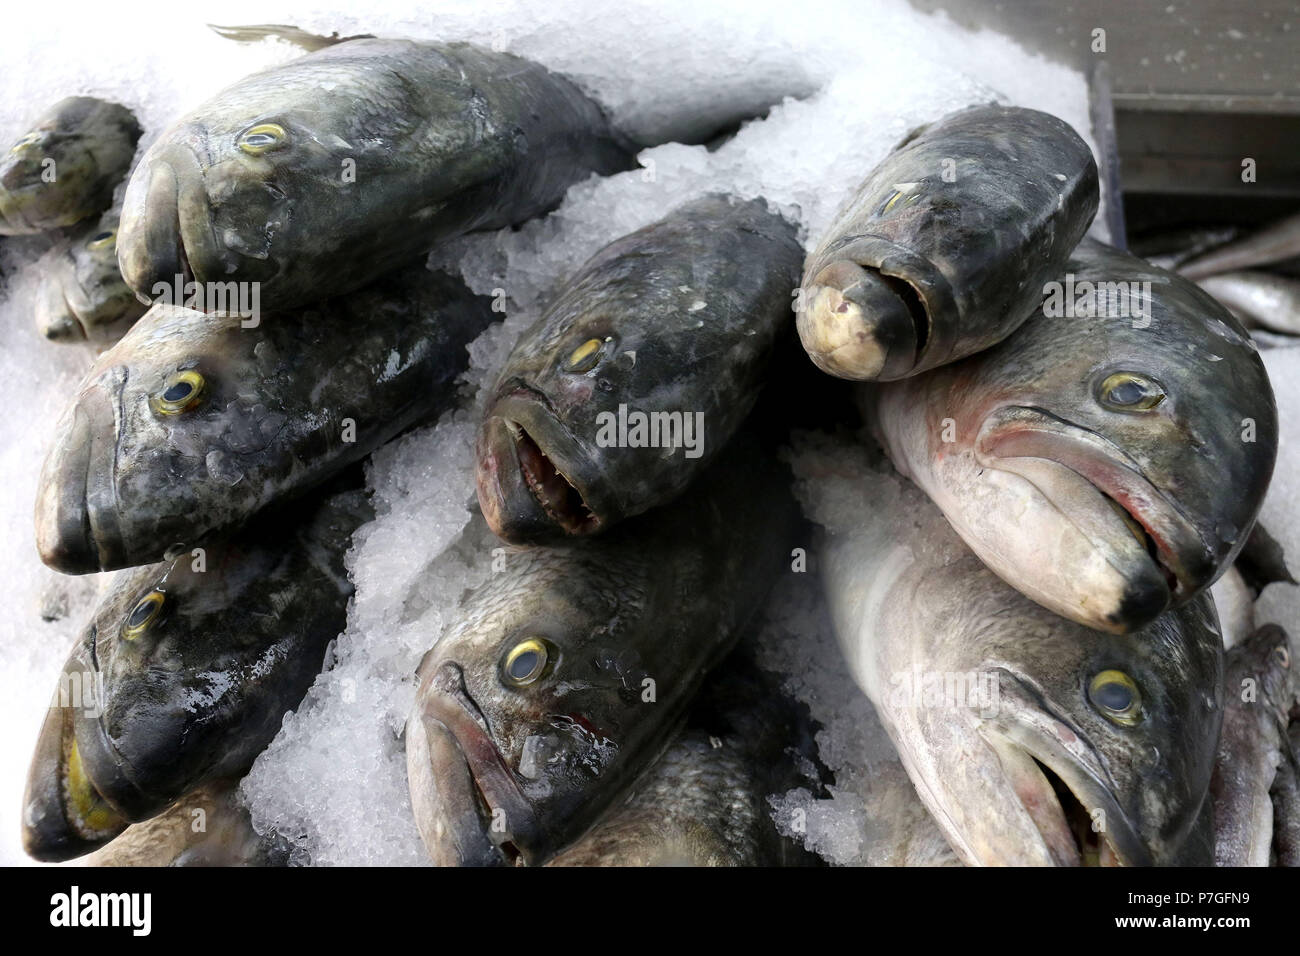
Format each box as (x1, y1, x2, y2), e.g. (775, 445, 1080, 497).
(118, 28, 633, 312)
(476, 194, 802, 544)
(35, 268, 495, 574)
(1211, 624, 1295, 866)
(36, 209, 148, 343)
(547, 650, 823, 867)
(1196, 271, 1300, 336)
(407, 440, 800, 866)
(870, 238, 1277, 633)
(81, 782, 288, 867)
(21, 485, 368, 863)
(1180, 211, 1300, 280)
(797, 104, 1097, 381)
(0, 97, 140, 235)
(802, 438, 1223, 866)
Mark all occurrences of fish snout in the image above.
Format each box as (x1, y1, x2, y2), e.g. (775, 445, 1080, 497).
(797, 258, 922, 381)
(118, 142, 210, 300)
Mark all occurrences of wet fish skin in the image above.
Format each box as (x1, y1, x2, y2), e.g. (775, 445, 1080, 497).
(0, 97, 141, 235)
(22, 486, 369, 863)
(797, 104, 1098, 381)
(35, 268, 495, 574)
(117, 37, 633, 312)
(36, 209, 148, 344)
(1196, 271, 1300, 336)
(806, 441, 1223, 866)
(1180, 211, 1300, 280)
(1272, 719, 1300, 866)
(476, 194, 803, 545)
(547, 649, 824, 867)
(1211, 624, 1295, 867)
(870, 238, 1277, 634)
(408, 440, 801, 867)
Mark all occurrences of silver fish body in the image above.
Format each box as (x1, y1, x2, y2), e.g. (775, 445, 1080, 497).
(1196, 271, 1300, 336)
(1180, 211, 1300, 280)
(797, 105, 1097, 381)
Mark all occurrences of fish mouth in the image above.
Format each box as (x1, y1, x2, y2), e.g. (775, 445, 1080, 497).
(35, 379, 127, 574)
(476, 387, 602, 544)
(35, 279, 86, 342)
(981, 669, 1149, 867)
(977, 404, 1214, 627)
(408, 662, 544, 867)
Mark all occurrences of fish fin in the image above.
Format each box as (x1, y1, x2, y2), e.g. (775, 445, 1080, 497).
(1236, 521, 1297, 592)
(207, 23, 374, 51)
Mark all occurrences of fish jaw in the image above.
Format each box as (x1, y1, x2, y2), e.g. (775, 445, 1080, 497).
(408, 662, 545, 867)
(476, 388, 603, 545)
(798, 252, 922, 381)
(21, 703, 127, 862)
(975, 405, 1216, 630)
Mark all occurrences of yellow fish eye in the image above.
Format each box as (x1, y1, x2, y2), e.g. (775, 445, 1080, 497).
(565, 337, 606, 373)
(501, 637, 553, 687)
(123, 590, 166, 639)
(150, 370, 206, 416)
(86, 230, 116, 251)
(1098, 372, 1165, 411)
(237, 123, 287, 155)
(9, 131, 40, 153)
(1088, 669, 1143, 726)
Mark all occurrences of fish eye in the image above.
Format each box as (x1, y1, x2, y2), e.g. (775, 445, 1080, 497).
(86, 230, 115, 250)
(501, 637, 554, 687)
(123, 590, 165, 639)
(564, 337, 610, 374)
(9, 131, 40, 153)
(237, 123, 288, 155)
(1088, 669, 1143, 726)
(1098, 372, 1165, 412)
(150, 370, 206, 416)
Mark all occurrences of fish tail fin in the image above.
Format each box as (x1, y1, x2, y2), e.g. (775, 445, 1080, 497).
(206, 23, 373, 51)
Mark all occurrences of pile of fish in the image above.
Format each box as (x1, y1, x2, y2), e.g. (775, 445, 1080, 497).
(8, 23, 1299, 867)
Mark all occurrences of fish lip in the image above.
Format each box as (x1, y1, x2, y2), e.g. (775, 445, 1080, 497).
(476, 384, 603, 543)
(983, 667, 1149, 867)
(976, 404, 1214, 602)
(414, 662, 543, 866)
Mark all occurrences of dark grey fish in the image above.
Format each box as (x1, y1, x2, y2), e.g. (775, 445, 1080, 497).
(117, 29, 633, 312)
(0, 97, 140, 235)
(36, 208, 148, 344)
(475, 194, 802, 545)
(547, 649, 824, 867)
(870, 238, 1278, 633)
(1211, 624, 1295, 866)
(1273, 718, 1300, 866)
(407, 439, 801, 866)
(810, 445, 1223, 866)
(1180, 211, 1300, 280)
(21, 484, 369, 863)
(797, 104, 1097, 381)
(35, 267, 495, 574)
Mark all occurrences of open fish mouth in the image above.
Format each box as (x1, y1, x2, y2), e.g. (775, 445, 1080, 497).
(476, 387, 602, 542)
(410, 662, 542, 867)
(976, 405, 1214, 604)
(982, 669, 1148, 867)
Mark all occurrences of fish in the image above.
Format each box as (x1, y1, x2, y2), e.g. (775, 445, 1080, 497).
(1180, 211, 1300, 280)
(117, 28, 634, 312)
(547, 648, 824, 867)
(804, 440, 1224, 866)
(35, 267, 495, 574)
(869, 238, 1278, 634)
(1211, 566, 1255, 650)
(796, 104, 1098, 381)
(1211, 624, 1296, 866)
(21, 484, 369, 863)
(407, 437, 801, 866)
(0, 97, 141, 235)
(476, 194, 803, 544)
(35, 209, 148, 344)
(1195, 271, 1300, 336)
(81, 782, 288, 867)
(1272, 718, 1300, 866)
(1130, 225, 1242, 273)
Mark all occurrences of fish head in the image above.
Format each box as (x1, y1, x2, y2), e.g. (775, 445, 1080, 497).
(36, 220, 137, 342)
(0, 98, 139, 235)
(897, 578, 1223, 866)
(34, 304, 274, 573)
(1227, 623, 1296, 723)
(477, 275, 712, 544)
(913, 252, 1277, 633)
(408, 546, 684, 866)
